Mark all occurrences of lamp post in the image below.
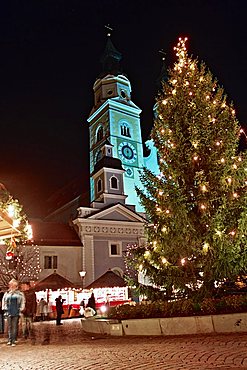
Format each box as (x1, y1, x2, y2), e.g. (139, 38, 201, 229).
(79, 271, 86, 290)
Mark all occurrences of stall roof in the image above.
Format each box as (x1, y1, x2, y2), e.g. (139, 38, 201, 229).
(33, 271, 75, 291)
(85, 270, 127, 289)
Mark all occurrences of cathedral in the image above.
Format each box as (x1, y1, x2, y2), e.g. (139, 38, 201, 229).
(31, 34, 159, 287)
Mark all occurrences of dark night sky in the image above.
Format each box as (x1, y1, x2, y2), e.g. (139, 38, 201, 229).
(0, 0, 247, 217)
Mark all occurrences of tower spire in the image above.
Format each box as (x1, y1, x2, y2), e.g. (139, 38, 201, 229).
(100, 25, 122, 76)
(156, 49, 169, 89)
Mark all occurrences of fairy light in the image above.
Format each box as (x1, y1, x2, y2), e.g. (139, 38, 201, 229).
(162, 99, 168, 105)
(201, 185, 207, 192)
(233, 192, 238, 198)
(203, 242, 209, 253)
(220, 158, 225, 163)
(200, 204, 206, 210)
(162, 257, 167, 264)
(181, 258, 186, 266)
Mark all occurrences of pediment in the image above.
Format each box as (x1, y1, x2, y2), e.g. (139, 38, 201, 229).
(86, 204, 146, 223)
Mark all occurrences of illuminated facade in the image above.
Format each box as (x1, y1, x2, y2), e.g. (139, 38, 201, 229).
(87, 36, 158, 212)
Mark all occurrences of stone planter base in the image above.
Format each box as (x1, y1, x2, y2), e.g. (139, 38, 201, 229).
(81, 312, 247, 337)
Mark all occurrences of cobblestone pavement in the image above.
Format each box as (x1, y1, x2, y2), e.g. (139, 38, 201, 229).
(1, 320, 247, 369)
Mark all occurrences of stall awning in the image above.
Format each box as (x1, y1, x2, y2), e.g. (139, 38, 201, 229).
(33, 271, 75, 291)
(85, 270, 127, 289)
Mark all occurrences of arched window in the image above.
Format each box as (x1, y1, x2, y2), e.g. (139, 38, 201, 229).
(97, 178, 102, 193)
(120, 123, 131, 138)
(111, 267, 123, 277)
(96, 126, 103, 143)
(110, 176, 118, 189)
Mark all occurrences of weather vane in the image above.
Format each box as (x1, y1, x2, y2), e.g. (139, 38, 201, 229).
(158, 49, 166, 61)
(105, 24, 113, 37)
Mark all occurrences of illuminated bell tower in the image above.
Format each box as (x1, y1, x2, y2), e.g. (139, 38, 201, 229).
(87, 33, 145, 212)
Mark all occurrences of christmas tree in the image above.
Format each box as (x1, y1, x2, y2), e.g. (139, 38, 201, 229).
(127, 38, 247, 299)
(0, 184, 40, 288)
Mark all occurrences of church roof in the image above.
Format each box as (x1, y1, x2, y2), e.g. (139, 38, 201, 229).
(85, 270, 127, 289)
(30, 220, 82, 246)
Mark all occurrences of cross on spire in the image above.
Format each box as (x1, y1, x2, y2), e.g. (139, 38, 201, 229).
(105, 24, 113, 37)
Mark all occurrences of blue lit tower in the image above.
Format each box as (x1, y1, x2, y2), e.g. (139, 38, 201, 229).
(87, 33, 147, 212)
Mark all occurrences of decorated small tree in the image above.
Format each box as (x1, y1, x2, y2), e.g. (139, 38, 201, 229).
(0, 184, 40, 288)
(126, 38, 247, 299)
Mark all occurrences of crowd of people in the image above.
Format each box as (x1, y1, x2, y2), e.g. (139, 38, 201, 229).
(0, 279, 98, 346)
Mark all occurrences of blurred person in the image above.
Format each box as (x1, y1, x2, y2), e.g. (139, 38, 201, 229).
(21, 282, 37, 339)
(0, 289, 4, 334)
(2, 279, 25, 346)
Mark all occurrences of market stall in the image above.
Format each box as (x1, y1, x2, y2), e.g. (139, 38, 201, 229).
(85, 270, 130, 315)
(33, 271, 90, 318)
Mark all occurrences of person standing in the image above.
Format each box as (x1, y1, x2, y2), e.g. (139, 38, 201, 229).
(21, 282, 37, 339)
(55, 295, 64, 325)
(87, 292, 96, 313)
(37, 298, 47, 321)
(2, 279, 25, 346)
(0, 289, 4, 334)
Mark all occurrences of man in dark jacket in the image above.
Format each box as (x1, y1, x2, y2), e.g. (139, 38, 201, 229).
(55, 295, 64, 325)
(21, 282, 37, 339)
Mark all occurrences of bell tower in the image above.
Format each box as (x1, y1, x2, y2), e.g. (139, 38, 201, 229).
(87, 31, 146, 212)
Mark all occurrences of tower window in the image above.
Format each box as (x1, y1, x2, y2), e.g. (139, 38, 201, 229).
(110, 176, 118, 189)
(96, 126, 103, 143)
(120, 124, 131, 137)
(97, 178, 102, 193)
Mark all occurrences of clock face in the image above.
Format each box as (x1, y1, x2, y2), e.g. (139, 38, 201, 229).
(118, 142, 137, 163)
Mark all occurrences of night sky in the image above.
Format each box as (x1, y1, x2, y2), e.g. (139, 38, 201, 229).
(0, 0, 247, 217)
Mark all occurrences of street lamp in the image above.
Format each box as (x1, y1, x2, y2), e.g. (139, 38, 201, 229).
(79, 271, 86, 289)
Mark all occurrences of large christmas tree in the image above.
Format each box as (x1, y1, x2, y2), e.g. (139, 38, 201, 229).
(127, 38, 247, 299)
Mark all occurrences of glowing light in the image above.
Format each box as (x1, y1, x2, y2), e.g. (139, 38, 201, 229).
(201, 185, 207, 192)
(162, 257, 167, 264)
(144, 251, 150, 258)
(233, 192, 238, 198)
(229, 230, 236, 236)
(165, 209, 170, 214)
(200, 204, 206, 210)
(162, 226, 167, 233)
(220, 158, 225, 163)
(203, 242, 209, 252)
(172, 89, 176, 95)
(162, 100, 167, 105)
(7, 204, 15, 218)
(181, 258, 186, 265)
(193, 156, 198, 161)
